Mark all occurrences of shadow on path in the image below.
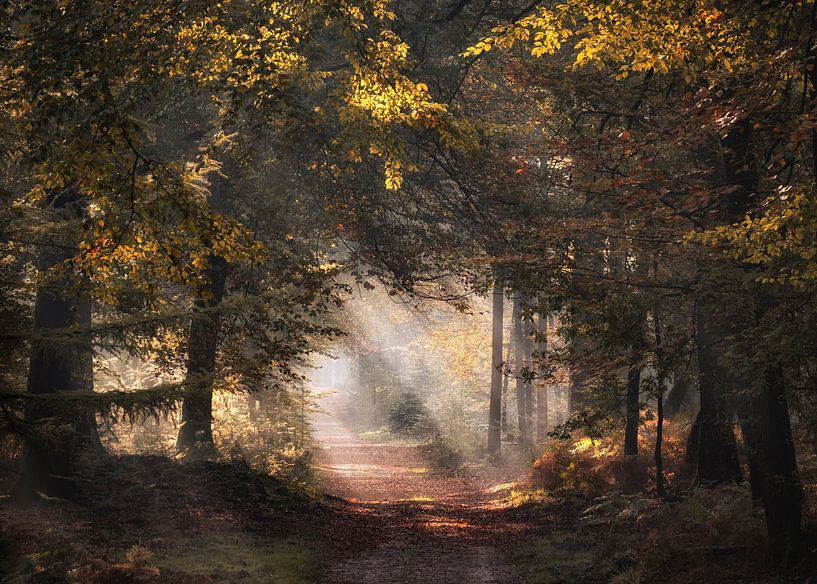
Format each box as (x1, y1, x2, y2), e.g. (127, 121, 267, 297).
(313, 409, 527, 584)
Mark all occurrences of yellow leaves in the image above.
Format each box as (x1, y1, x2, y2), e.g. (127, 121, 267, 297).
(462, 39, 494, 57)
(691, 191, 817, 290)
(464, 0, 755, 80)
(384, 158, 403, 190)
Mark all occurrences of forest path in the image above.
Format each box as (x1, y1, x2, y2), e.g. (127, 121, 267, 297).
(312, 410, 528, 584)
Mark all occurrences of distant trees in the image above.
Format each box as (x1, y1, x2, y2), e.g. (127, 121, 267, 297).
(451, 0, 814, 565)
(0, 0, 450, 494)
(1, 0, 814, 571)
(316, 0, 816, 567)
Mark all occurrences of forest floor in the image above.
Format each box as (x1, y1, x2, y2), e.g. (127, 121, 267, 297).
(1, 411, 810, 583)
(312, 411, 533, 584)
(0, 412, 596, 584)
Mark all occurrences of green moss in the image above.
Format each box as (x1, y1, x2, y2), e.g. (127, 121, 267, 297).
(151, 533, 321, 584)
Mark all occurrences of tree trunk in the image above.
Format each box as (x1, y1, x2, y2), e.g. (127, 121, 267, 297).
(653, 291, 667, 499)
(568, 335, 588, 416)
(655, 379, 666, 497)
(757, 365, 802, 567)
(512, 295, 528, 441)
(487, 276, 503, 454)
(664, 375, 692, 419)
(735, 397, 763, 503)
(686, 312, 742, 484)
(17, 191, 100, 498)
(720, 118, 802, 562)
(525, 373, 534, 441)
(555, 386, 564, 426)
(176, 255, 228, 454)
(501, 338, 511, 434)
(624, 364, 640, 456)
(536, 313, 548, 441)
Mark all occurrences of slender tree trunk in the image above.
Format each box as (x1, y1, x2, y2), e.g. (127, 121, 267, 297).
(500, 358, 512, 434)
(487, 276, 503, 454)
(652, 284, 666, 499)
(512, 295, 528, 441)
(655, 380, 665, 497)
(525, 355, 534, 440)
(176, 255, 228, 454)
(18, 191, 100, 498)
(536, 313, 548, 441)
(624, 364, 640, 456)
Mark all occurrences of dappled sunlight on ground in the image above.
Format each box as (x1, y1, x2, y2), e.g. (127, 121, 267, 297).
(312, 404, 532, 583)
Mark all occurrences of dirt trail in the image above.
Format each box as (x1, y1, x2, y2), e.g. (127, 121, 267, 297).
(313, 411, 527, 584)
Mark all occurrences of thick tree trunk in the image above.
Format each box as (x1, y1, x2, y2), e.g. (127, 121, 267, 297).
(720, 118, 802, 562)
(757, 365, 802, 567)
(568, 365, 585, 417)
(685, 315, 742, 483)
(663, 375, 692, 419)
(487, 277, 503, 454)
(735, 398, 764, 503)
(624, 364, 640, 456)
(176, 256, 228, 454)
(17, 191, 100, 498)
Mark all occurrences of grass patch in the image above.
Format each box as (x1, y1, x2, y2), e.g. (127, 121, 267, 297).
(513, 530, 610, 584)
(151, 533, 321, 584)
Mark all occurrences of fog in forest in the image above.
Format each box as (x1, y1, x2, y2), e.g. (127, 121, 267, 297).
(3, 2, 817, 582)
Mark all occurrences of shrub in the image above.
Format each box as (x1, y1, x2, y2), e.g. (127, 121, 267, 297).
(388, 392, 432, 436)
(529, 419, 689, 498)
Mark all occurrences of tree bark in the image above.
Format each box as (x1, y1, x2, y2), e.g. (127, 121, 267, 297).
(501, 337, 511, 434)
(624, 364, 640, 456)
(17, 191, 100, 498)
(652, 289, 667, 499)
(721, 118, 802, 562)
(487, 276, 503, 454)
(512, 295, 529, 441)
(663, 375, 692, 419)
(685, 314, 743, 484)
(175, 255, 228, 454)
(756, 365, 802, 567)
(535, 313, 548, 441)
